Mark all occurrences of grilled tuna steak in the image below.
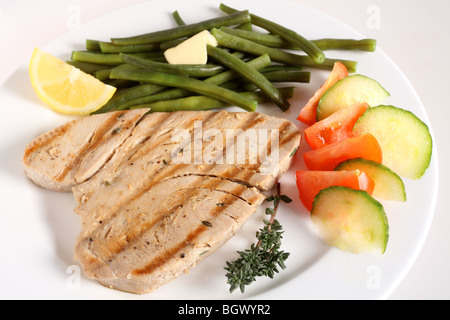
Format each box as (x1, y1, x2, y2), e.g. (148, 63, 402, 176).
(23, 108, 149, 192)
(23, 110, 301, 294)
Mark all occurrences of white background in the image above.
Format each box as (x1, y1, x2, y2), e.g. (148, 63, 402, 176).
(0, 0, 448, 300)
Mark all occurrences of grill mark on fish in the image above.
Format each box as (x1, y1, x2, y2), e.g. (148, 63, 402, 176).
(126, 112, 220, 165)
(54, 111, 131, 182)
(87, 173, 233, 268)
(81, 165, 193, 268)
(102, 112, 176, 169)
(243, 120, 297, 172)
(135, 112, 261, 168)
(131, 173, 254, 276)
(218, 113, 265, 166)
(125, 112, 177, 163)
(80, 111, 263, 247)
(23, 122, 70, 161)
(272, 121, 292, 152)
(161, 170, 257, 205)
(279, 129, 300, 149)
(88, 163, 188, 228)
(161, 170, 257, 192)
(131, 225, 208, 277)
(167, 112, 226, 165)
(184, 186, 255, 206)
(242, 112, 266, 129)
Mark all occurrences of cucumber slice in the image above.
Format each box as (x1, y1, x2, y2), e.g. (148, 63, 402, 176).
(316, 74, 390, 121)
(353, 105, 432, 180)
(335, 158, 406, 202)
(311, 186, 389, 254)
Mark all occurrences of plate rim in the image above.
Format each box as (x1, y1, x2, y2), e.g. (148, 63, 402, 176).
(0, 0, 439, 300)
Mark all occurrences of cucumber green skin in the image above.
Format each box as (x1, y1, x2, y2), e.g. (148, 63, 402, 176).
(311, 186, 389, 254)
(335, 158, 407, 202)
(316, 74, 390, 121)
(353, 105, 433, 180)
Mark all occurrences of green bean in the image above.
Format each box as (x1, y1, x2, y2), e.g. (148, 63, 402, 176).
(251, 87, 295, 100)
(219, 27, 288, 49)
(99, 42, 161, 53)
(262, 71, 310, 83)
(299, 57, 358, 73)
(115, 53, 271, 110)
(109, 68, 257, 112)
(160, 11, 188, 51)
(111, 10, 251, 45)
(205, 53, 271, 85)
(66, 60, 111, 74)
(94, 83, 167, 114)
(71, 51, 165, 65)
(212, 28, 306, 66)
(93, 64, 139, 81)
(131, 94, 246, 112)
(218, 79, 248, 91)
(259, 65, 303, 73)
(211, 28, 305, 67)
(212, 28, 357, 72)
(160, 38, 185, 51)
(172, 10, 186, 26)
(94, 68, 113, 81)
(221, 67, 309, 83)
(207, 45, 290, 111)
(220, 28, 376, 52)
(311, 38, 377, 52)
(236, 21, 253, 31)
(120, 53, 225, 77)
(120, 88, 192, 110)
(162, 11, 188, 50)
(219, 3, 325, 64)
(105, 79, 137, 89)
(130, 87, 295, 113)
(86, 39, 101, 51)
(220, 71, 309, 92)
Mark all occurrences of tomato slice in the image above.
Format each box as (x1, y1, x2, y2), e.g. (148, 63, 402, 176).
(303, 133, 382, 171)
(297, 62, 348, 126)
(305, 102, 369, 149)
(296, 170, 375, 211)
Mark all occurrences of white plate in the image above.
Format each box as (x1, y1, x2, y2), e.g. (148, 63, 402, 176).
(0, 0, 438, 300)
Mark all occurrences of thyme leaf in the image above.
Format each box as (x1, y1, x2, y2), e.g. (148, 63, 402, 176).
(202, 220, 213, 228)
(224, 183, 290, 293)
(112, 127, 123, 135)
(290, 147, 298, 157)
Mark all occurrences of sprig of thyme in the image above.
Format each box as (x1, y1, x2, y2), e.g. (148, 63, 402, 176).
(224, 183, 291, 293)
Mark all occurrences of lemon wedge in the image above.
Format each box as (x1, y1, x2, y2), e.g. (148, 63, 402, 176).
(29, 48, 116, 115)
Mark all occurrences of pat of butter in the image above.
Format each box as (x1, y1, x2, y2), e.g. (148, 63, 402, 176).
(164, 30, 218, 65)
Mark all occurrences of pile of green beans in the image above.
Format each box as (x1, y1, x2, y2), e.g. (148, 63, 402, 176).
(65, 3, 376, 114)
